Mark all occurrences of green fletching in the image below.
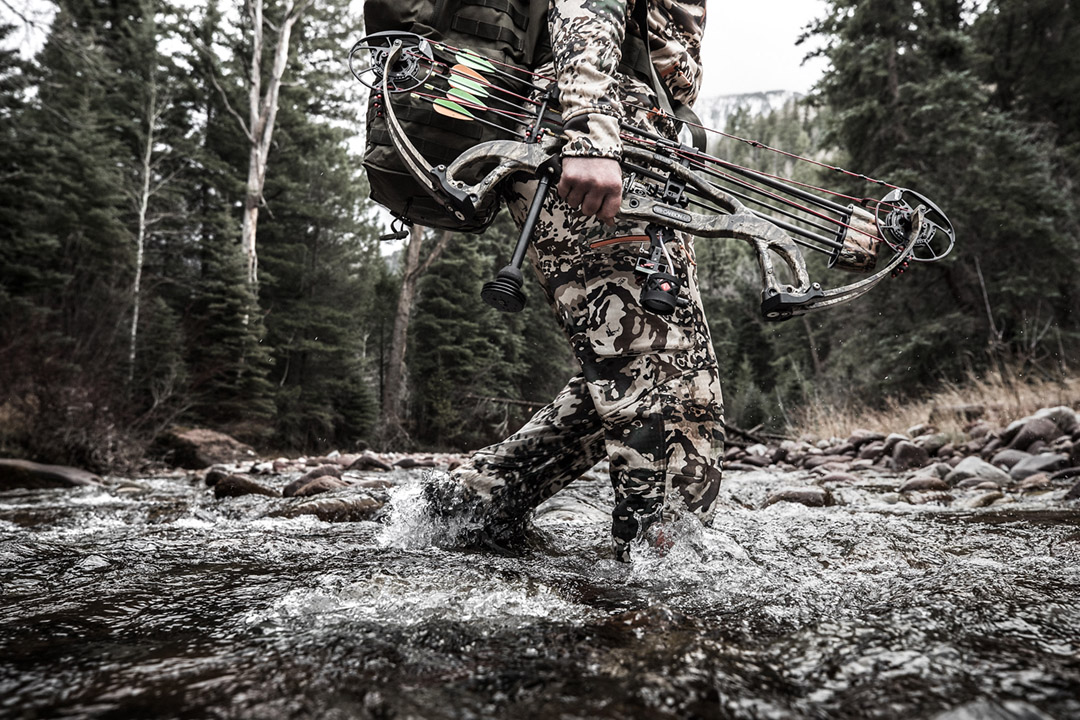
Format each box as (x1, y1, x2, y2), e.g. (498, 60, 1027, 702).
(455, 50, 496, 74)
(447, 87, 484, 110)
(432, 98, 475, 120)
(449, 74, 488, 97)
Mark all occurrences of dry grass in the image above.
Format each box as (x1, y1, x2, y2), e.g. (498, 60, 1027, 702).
(789, 366, 1080, 442)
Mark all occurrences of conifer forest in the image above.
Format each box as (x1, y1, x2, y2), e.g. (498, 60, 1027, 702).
(1, 0, 1078, 472)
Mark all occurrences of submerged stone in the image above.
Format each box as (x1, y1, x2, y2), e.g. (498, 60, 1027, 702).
(0, 459, 103, 489)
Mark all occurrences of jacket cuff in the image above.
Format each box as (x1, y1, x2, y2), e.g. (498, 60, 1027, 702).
(561, 111, 623, 159)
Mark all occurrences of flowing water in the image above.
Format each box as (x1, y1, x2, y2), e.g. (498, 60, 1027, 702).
(2, 466, 1078, 719)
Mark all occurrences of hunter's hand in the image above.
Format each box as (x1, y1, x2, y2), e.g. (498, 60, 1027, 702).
(557, 156, 622, 225)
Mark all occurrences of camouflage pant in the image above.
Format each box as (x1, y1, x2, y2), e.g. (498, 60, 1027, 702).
(445, 84, 724, 561)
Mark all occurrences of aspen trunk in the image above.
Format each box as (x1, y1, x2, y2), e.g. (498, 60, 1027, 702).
(240, 0, 312, 287)
(379, 227, 452, 447)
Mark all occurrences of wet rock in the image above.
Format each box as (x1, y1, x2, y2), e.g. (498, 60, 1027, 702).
(213, 474, 279, 499)
(962, 491, 1004, 508)
(270, 494, 383, 522)
(989, 449, 1031, 469)
(914, 433, 949, 456)
(0, 459, 103, 489)
(765, 486, 832, 508)
(1017, 473, 1051, 492)
(346, 453, 393, 472)
(1033, 405, 1079, 436)
(740, 454, 773, 468)
(858, 441, 885, 460)
(152, 427, 257, 469)
(1048, 466, 1080, 481)
(955, 477, 997, 489)
(814, 471, 860, 485)
(925, 462, 954, 479)
(1066, 480, 1080, 501)
(945, 456, 1011, 487)
(394, 456, 437, 469)
(847, 429, 886, 448)
(965, 420, 994, 439)
(899, 476, 949, 492)
(892, 441, 930, 471)
(803, 454, 851, 470)
(293, 476, 349, 497)
(882, 433, 910, 456)
(204, 466, 231, 487)
(282, 465, 343, 497)
(1007, 416, 1063, 451)
(903, 491, 952, 506)
(1009, 453, 1070, 481)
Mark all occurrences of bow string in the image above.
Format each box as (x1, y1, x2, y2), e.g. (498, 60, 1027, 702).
(349, 32, 956, 320)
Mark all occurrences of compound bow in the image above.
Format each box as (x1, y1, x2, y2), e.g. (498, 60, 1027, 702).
(350, 33, 955, 320)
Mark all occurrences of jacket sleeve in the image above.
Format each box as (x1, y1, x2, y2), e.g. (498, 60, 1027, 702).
(548, 0, 629, 159)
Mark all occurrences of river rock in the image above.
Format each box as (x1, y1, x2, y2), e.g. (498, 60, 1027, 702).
(858, 441, 886, 460)
(213, 474, 279, 499)
(293, 476, 349, 497)
(1017, 473, 1051, 492)
(882, 433, 910, 456)
(892, 441, 930, 471)
(989, 449, 1031, 469)
(1006, 416, 1063, 451)
(346, 453, 394, 472)
(153, 427, 257, 469)
(961, 490, 1004, 508)
(394, 456, 437, 469)
(914, 432, 949, 455)
(945, 456, 1011, 487)
(1009, 453, 1070, 481)
(282, 465, 342, 496)
(803, 454, 851, 470)
(847, 429, 886, 448)
(270, 494, 383, 522)
(815, 471, 860, 485)
(899, 475, 949, 492)
(765, 486, 832, 507)
(1049, 466, 1080, 481)
(1033, 405, 1080, 436)
(0, 459, 103, 489)
(1066, 480, 1080, 501)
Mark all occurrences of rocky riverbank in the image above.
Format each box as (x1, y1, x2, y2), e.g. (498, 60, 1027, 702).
(3, 405, 1079, 520)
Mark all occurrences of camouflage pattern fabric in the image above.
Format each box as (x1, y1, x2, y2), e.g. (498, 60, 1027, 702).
(550, 0, 706, 159)
(436, 0, 722, 561)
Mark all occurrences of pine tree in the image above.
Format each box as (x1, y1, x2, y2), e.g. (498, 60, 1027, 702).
(805, 0, 1079, 399)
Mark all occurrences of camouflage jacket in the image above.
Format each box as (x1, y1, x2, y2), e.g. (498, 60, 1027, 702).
(549, 0, 706, 159)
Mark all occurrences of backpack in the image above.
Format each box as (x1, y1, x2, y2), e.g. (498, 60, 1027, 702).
(358, 0, 554, 234)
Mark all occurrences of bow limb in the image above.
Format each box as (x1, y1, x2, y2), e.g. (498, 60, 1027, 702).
(379, 43, 446, 211)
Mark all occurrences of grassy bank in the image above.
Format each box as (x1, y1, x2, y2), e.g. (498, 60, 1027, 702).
(790, 367, 1080, 442)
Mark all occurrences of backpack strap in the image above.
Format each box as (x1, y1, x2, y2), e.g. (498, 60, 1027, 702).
(624, 0, 707, 151)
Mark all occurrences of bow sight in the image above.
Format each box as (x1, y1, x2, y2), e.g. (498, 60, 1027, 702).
(351, 32, 956, 321)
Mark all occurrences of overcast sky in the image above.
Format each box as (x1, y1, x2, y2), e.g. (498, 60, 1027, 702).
(699, 0, 831, 97)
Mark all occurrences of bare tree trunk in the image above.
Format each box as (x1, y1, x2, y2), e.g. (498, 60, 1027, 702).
(128, 83, 156, 387)
(379, 227, 452, 448)
(240, 0, 313, 287)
